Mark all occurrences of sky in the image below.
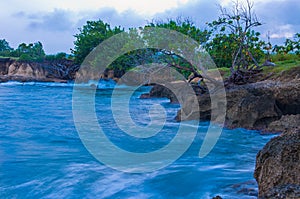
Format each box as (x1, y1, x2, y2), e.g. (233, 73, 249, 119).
(0, 0, 299, 54)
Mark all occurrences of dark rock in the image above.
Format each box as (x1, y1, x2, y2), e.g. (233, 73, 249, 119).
(254, 128, 300, 198)
(268, 114, 300, 133)
(262, 184, 300, 199)
(174, 79, 300, 133)
(229, 180, 258, 197)
(148, 84, 178, 103)
(0, 58, 13, 75)
(272, 80, 300, 115)
(225, 84, 281, 129)
(139, 93, 151, 99)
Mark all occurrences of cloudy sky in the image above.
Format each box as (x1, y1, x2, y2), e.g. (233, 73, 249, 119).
(1, 0, 299, 54)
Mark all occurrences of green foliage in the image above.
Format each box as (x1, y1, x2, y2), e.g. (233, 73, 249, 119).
(44, 54, 56, 61)
(143, 19, 212, 78)
(45, 52, 68, 61)
(273, 33, 300, 55)
(55, 52, 67, 60)
(13, 41, 46, 61)
(72, 18, 211, 78)
(206, 33, 237, 68)
(0, 39, 13, 56)
(19, 54, 33, 61)
(72, 19, 124, 64)
(206, 3, 265, 69)
(146, 18, 211, 44)
(270, 53, 300, 62)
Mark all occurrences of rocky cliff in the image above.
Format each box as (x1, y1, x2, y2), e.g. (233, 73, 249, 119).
(0, 58, 78, 83)
(146, 69, 300, 133)
(254, 128, 300, 198)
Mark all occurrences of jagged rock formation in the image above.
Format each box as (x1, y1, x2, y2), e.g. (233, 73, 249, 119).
(146, 74, 300, 133)
(0, 58, 78, 82)
(254, 128, 300, 198)
(223, 79, 300, 132)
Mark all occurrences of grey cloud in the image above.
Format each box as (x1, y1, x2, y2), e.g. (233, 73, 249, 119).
(25, 9, 75, 32)
(254, 0, 300, 42)
(12, 11, 26, 18)
(256, 0, 300, 26)
(76, 7, 148, 29)
(154, 0, 220, 27)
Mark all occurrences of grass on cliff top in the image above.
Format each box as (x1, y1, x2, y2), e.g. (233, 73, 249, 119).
(262, 54, 300, 76)
(0, 56, 18, 60)
(207, 54, 300, 80)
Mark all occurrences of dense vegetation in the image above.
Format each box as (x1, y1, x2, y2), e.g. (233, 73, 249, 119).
(0, 0, 299, 83)
(0, 40, 71, 62)
(69, 1, 299, 83)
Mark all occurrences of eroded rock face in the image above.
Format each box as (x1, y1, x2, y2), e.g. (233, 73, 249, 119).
(268, 114, 300, 133)
(173, 78, 300, 132)
(225, 86, 280, 129)
(8, 62, 44, 78)
(0, 59, 78, 82)
(272, 80, 300, 115)
(254, 128, 300, 198)
(0, 58, 13, 75)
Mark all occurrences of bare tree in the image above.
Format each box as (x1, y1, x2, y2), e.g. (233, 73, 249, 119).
(213, 0, 264, 84)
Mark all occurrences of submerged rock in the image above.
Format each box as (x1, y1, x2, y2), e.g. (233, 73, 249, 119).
(212, 196, 222, 199)
(254, 128, 300, 198)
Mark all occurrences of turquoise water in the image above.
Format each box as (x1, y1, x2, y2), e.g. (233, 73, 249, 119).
(0, 81, 274, 198)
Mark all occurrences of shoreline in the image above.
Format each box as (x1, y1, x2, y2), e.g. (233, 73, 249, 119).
(1, 60, 299, 198)
(1, 69, 299, 134)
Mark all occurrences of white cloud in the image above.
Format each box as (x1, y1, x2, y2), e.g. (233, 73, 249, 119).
(270, 24, 295, 39)
(3, 0, 191, 17)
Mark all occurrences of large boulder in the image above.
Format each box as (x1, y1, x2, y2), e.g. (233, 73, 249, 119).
(254, 128, 300, 198)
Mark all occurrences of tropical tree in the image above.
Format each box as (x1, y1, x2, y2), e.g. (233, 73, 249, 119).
(72, 19, 124, 64)
(74, 18, 213, 80)
(109, 19, 212, 79)
(15, 41, 45, 61)
(0, 39, 13, 56)
(273, 33, 300, 55)
(142, 18, 212, 79)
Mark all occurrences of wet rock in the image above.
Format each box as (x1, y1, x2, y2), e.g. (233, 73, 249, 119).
(254, 128, 300, 198)
(230, 180, 258, 197)
(212, 196, 222, 199)
(261, 184, 300, 199)
(268, 114, 300, 133)
(148, 84, 178, 103)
